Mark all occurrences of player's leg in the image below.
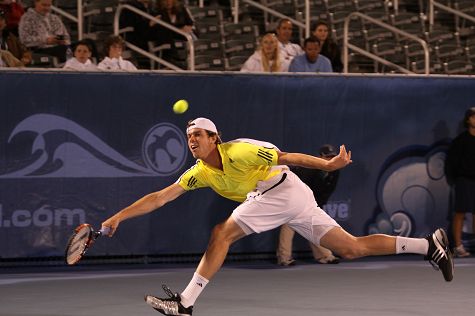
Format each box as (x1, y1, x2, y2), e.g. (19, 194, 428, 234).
(319, 226, 453, 281)
(289, 199, 453, 282)
(145, 217, 246, 315)
(319, 227, 399, 258)
(146, 170, 297, 315)
(195, 217, 247, 279)
(276, 224, 296, 266)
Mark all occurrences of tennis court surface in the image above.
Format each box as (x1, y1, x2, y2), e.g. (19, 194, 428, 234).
(1, 256, 474, 316)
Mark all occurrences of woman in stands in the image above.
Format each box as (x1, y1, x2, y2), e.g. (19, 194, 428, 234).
(150, 0, 194, 64)
(240, 33, 289, 72)
(154, 0, 194, 38)
(0, 8, 30, 65)
(313, 21, 343, 72)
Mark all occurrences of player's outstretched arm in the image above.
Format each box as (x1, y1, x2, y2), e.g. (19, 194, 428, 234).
(278, 145, 352, 171)
(101, 183, 186, 236)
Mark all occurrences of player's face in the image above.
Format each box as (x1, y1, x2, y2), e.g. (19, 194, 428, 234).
(187, 128, 216, 159)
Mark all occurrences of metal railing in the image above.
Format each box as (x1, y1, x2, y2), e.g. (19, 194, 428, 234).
(343, 12, 430, 74)
(114, 4, 195, 71)
(51, 1, 84, 40)
(232, 0, 309, 38)
(428, 0, 475, 30)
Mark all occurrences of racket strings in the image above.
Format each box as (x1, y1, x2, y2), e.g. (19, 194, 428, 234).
(66, 228, 91, 264)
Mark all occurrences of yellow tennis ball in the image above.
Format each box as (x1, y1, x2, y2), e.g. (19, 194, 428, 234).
(173, 99, 189, 114)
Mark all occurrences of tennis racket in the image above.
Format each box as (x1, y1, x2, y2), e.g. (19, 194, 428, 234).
(65, 223, 110, 265)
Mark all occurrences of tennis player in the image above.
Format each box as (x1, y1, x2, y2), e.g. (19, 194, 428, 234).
(102, 117, 454, 316)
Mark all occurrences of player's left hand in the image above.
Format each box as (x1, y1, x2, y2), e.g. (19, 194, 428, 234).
(328, 145, 352, 170)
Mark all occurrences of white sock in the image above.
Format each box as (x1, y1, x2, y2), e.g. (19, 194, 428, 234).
(396, 236, 429, 255)
(180, 272, 209, 308)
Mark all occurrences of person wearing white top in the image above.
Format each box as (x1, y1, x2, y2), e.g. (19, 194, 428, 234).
(63, 40, 97, 71)
(97, 35, 137, 71)
(98, 56, 137, 71)
(240, 33, 289, 73)
(18, 0, 71, 62)
(275, 18, 303, 62)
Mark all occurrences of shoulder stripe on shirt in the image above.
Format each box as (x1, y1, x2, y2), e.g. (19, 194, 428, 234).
(187, 176, 197, 188)
(258, 148, 273, 159)
(257, 149, 273, 163)
(177, 164, 197, 183)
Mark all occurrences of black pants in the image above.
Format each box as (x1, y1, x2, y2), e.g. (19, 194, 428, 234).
(33, 40, 99, 64)
(33, 45, 68, 63)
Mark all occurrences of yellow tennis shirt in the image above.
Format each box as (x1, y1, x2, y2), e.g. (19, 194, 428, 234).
(176, 140, 282, 202)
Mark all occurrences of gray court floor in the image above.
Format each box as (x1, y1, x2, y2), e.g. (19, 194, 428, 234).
(1, 256, 475, 316)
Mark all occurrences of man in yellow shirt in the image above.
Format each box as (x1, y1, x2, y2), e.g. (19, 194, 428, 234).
(102, 117, 454, 316)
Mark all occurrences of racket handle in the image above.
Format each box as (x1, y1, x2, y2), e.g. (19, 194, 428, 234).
(99, 226, 111, 236)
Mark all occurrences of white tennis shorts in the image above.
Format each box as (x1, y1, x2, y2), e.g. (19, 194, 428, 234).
(231, 170, 340, 245)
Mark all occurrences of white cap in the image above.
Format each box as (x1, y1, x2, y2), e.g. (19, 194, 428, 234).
(186, 117, 218, 134)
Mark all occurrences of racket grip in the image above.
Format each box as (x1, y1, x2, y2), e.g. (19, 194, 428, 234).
(99, 226, 111, 236)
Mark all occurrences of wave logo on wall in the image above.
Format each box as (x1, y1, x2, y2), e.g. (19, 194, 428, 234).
(0, 114, 188, 178)
(142, 122, 188, 176)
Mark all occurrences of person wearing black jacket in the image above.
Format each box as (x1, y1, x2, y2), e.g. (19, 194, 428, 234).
(446, 107, 475, 257)
(312, 21, 343, 72)
(120, 0, 157, 51)
(151, 0, 194, 64)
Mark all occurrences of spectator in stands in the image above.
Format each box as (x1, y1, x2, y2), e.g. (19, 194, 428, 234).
(18, 0, 70, 63)
(98, 35, 137, 71)
(0, 0, 25, 35)
(275, 18, 303, 63)
(63, 40, 97, 71)
(289, 36, 332, 73)
(240, 33, 289, 72)
(445, 107, 475, 258)
(151, 0, 195, 64)
(313, 21, 343, 72)
(277, 145, 341, 266)
(0, 48, 22, 66)
(0, 8, 30, 65)
(153, 0, 194, 40)
(120, 0, 157, 51)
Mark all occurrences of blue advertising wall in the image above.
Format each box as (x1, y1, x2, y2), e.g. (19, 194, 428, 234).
(0, 71, 474, 258)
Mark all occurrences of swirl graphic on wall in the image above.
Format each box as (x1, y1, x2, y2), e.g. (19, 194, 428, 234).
(0, 114, 187, 178)
(367, 142, 451, 238)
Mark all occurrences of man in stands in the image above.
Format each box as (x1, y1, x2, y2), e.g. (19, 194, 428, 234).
(19, 0, 70, 62)
(275, 18, 303, 63)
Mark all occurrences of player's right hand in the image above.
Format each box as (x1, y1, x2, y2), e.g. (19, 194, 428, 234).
(101, 216, 120, 237)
